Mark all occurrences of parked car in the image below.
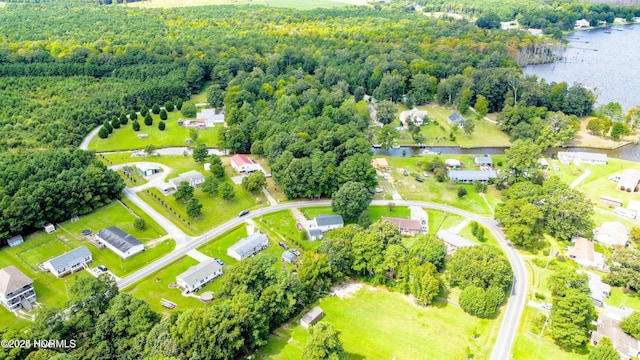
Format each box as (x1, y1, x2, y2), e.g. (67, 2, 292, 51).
(383, 174, 390, 180)
(423, 172, 430, 177)
(403, 170, 409, 176)
(278, 242, 289, 249)
(542, 303, 552, 310)
(238, 209, 250, 217)
(291, 249, 301, 256)
(98, 265, 108, 272)
(375, 187, 383, 193)
(415, 177, 424, 183)
(214, 258, 224, 266)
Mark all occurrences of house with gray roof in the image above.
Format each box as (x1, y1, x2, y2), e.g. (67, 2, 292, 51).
(447, 113, 465, 127)
(474, 156, 493, 167)
(580, 270, 610, 307)
(618, 169, 640, 192)
(7, 235, 24, 247)
(308, 228, 324, 241)
(44, 246, 92, 278)
(0, 266, 36, 311)
(436, 230, 477, 254)
(282, 250, 297, 264)
(176, 259, 223, 293)
(227, 232, 269, 261)
(168, 170, 205, 189)
(448, 170, 497, 183)
(558, 151, 607, 165)
(96, 226, 144, 259)
(314, 215, 344, 232)
(301, 306, 324, 329)
(196, 108, 225, 126)
(592, 314, 640, 360)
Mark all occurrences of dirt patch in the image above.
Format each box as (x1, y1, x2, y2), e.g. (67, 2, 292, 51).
(329, 281, 364, 298)
(570, 118, 635, 149)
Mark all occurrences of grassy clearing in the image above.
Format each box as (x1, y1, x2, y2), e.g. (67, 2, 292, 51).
(426, 210, 465, 234)
(89, 111, 222, 152)
(125, 256, 211, 316)
(458, 221, 499, 248)
(197, 225, 248, 266)
(368, 205, 411, 222)
(127, 0, 367, 9)
(255, 210, 301, 244)
(381, 155, 503, 216)
(513, 307, 587, 360)
(257, 286, 499, 359)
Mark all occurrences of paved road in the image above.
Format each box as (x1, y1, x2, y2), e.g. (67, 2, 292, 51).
(79, 126, 101, 150)
(116, 198, 526, 359)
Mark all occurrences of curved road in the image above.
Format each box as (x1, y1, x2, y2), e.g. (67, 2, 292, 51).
(116, 197, 526, 360)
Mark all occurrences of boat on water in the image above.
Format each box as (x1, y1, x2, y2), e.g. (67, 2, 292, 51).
(372, 144, 382, 148)
(605, 29, 612, 33)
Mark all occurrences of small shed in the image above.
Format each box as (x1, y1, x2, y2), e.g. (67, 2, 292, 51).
(7, 235, 24, 248)
(282, 250, 297, 264)
(474, 156, 493, 167)
(204, 163, 211, 171)
(43, 223, 55, 234)
(137, 134, 149, 139)
(301, 306, 324, 329)
(600, 196, 623, 208)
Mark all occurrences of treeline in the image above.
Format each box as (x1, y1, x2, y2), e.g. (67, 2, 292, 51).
(0, 150, 124, 244)
(0, 220, 511, 360)
(411, 0, 640, 31)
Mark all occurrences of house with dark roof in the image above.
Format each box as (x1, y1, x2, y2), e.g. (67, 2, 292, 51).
(381, 217, 422, 236)
(176, 259, 223, 293)
(96, 226, 144, 259)
(436, 230, 477, 254)
(448, 170, 497, 183)
(0, 266, 36, 311)
(308, 228, 324, 241)
(447, 113, 465, 127)
(474, 156, 493, 167)
(7, 235, 24, 248)
(44, 246, 92, 278)
(169, 170, 205, 189)
(314, 215, 344, 232)
(227, 232, 269, 261)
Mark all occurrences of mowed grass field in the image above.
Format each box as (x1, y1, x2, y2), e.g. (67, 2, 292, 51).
(127, 0, 367, 9)
(256, 286, 499, 359)
(88, 110, 222, 152)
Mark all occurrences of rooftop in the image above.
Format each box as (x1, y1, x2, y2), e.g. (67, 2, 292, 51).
(448, 113, 464, 123)
(171, 170, 205, 185)
(97, 226, 143, 253)
(567, 237, 595, 263)
(47, 246, 92, 271)
(448, 170, 497, 181)
(381, 217, 421, 231)
(231, 154, 253, 167)
(177, 259, 222, 287)
(436, 230, 476, 249)
(228, 232, 269, 258)
(474, 155, 493, 164)
(315, 214, 344, 227)
(136, 163, 162, 172)
(0, 266, 32, 295)
(581, 270, 611, 305)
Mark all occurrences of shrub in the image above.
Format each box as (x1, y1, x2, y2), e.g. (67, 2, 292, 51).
(158, 121, 166, 131)
(535, 292, 546, 300)
(132, 121, 140, 131)
(457, 187, 467, 198)
(133, 218, 146, 231)
(164, 101, 174, 112)
(152, 104, 161, 114)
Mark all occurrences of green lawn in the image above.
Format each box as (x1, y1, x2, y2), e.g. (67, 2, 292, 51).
(125, 256, 211, 316)
(513, 307, 587, 360)
(426, 210, 465, 234)
(197, 225, 248, 266)
(88, 110, 223, 152)
(381, 155, 503, 216)
(607, 287, 640, 310)
(256, 285, 499, 359)
(60, 200, 166, 242)
(458, 221, 499, 248)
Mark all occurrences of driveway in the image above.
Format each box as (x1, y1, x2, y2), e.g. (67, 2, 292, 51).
(108, 162, 173, 192)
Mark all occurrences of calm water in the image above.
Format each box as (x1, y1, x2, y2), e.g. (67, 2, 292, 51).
(523, 25, 640, 110)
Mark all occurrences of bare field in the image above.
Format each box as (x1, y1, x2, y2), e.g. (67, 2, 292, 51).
(127, 0, 367, 9)
(570, 117, 636, 149)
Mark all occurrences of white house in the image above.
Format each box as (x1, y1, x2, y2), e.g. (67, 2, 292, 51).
(557, 151, 607, 165)
(448, 170, 497, 183)
(0, 266, 36, 311)
(399, 108, 428, 129)
(566, 237, 605, 270)
(44, 246, 92, 278)
(169, 170, 205, 189)
(96, 226, 145, 259)
(196, 108, 225, 126)
(136, 163, 162, 176)
(7, 235, 24, 248)
(436, 230, 477, 254)
(575, 19, 590, 28)
(580, 270, 611, 307)
(309, 215, 344, 236)
(176, 259, 223, 293)
(230, 154, 260, 174)
(594, 221, 630, 247)
(227, 232, 270, 261)
(618, 169, 640, 192)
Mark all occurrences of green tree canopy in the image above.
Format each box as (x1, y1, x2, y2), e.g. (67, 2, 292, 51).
(331, 181, 373, 222)
(302, 322, 345, 360)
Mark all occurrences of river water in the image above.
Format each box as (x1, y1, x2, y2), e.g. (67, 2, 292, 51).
(523, 24, 640, 110)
